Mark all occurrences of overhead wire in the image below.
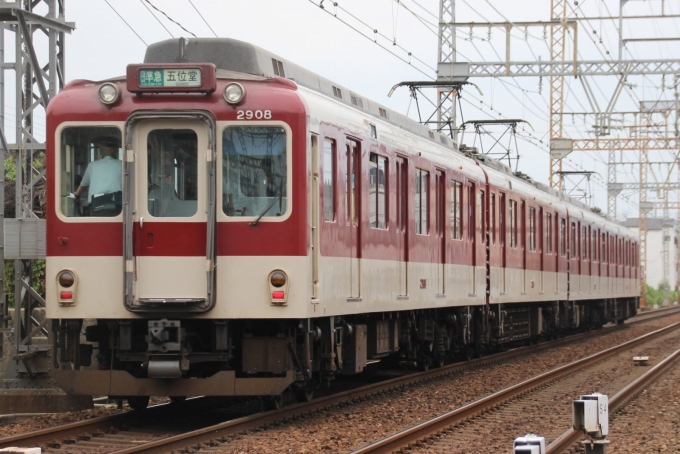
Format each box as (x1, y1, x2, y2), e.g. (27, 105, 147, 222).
(139, 0, 174, 38)
(103, 0, 148, 46)
(305, 0, 434, 78)
(393, 0, 439, 36)
(330, 1, 436, 71)
(188, 0, 219, 38)
(143, 0, 197, 38)
(406, 0, 438, 21)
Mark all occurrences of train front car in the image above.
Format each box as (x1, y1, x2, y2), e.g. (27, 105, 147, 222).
(46, 41, 311, 408)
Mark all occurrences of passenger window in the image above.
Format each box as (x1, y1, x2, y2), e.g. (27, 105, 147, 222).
(369, 153, 387, 229)
(560, 218, 566, 256)
(222, 126, 287, 218)
(480, 190, 486, 243)
(147, 129, 198, 218)
(450, 180, 462, 239)
(59, 127, 123, 218)
(509, 200, 517, 247)
(546, 213, 553, 254)
(528, 207, 536, 251)
(415, 168, 429, 235)
(570, 222, 576, 258)
(581, 226, 588, 259)
(490, 193, 495, 244)
(323, 138, 335, 222)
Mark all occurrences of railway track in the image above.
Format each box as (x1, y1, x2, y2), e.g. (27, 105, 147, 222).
(545, 348, 680, 453)
(1, 306, 679, 453)
(350, 318, 680, 454)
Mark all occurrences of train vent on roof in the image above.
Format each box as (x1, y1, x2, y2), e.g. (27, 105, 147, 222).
(513, 171, 534, 183)
(272, 58, 285, 77)
(379, 108, 388, 119)
(350, 94, 363, 108)
(332, 86, 343, 99)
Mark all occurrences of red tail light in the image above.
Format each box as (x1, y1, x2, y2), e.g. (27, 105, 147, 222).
(60, 291, 73, 299)
(272, 291, 285, 299)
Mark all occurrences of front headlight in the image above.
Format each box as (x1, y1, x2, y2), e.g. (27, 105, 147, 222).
(223, 83, 245, 105)
(98, 82, 120, 105)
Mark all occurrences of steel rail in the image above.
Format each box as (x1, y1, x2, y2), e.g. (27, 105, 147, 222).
(349, 321, 680, 454)
(0, 403, 160, 447)
(0, 398, 210, 448)
(546, 348, 680, 454)
(1, 307, 678, 452)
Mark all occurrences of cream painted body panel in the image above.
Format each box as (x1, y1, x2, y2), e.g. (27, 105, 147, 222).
(47, 256, 126, 319)
(136, 257, 206, 300)
(316, 256, 485, 316)
(48, 253, 639, 320)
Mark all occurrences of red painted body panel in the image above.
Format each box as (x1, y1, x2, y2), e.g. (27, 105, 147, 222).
(46, 74, 638, 295)
(47, 77, 308, 258)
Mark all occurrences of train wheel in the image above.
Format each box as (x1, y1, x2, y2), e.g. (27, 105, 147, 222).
(294, 385, 314, 403)
(434, 358, 445, 369)
(263, 394, 283, 411)
(127, 396, 150, 411)
(417, 357, 431, 371)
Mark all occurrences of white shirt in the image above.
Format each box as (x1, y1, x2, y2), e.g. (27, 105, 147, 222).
(80, 156, 122, 203)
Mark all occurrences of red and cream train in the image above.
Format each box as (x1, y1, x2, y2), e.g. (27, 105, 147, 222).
(46, 38, 639, 408)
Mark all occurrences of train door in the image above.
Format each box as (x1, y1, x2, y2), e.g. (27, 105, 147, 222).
(346, 139, 361, 299)
(500, 193, 506, 293)
(311, 134, 320, 301)
(468, 182, 476, 295)
(436, 170, 446, 295)
(125, 118, 215, 310)
(396, 157, 408, 296)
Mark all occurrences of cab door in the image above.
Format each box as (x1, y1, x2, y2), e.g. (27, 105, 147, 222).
(124, 116, 216, 311)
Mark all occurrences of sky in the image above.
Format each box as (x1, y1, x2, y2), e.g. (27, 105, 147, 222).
(8, 0, 680, 220)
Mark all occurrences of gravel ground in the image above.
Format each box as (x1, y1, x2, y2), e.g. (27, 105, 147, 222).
(0, 397, 169, 437)
(607, 358, 680, 453)
(195, 314, 680, 453)
(1, 313, 678, 453)
(411, 327, 680, 453)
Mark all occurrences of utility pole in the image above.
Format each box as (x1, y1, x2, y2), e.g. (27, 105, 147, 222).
(437, 0, 680, 308)
(0, 0, 89, 413)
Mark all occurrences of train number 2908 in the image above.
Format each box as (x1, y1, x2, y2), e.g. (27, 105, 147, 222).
(236, 110, 272, 120)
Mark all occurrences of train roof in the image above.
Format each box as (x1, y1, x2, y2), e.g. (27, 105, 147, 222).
(143, 38, 626, 233)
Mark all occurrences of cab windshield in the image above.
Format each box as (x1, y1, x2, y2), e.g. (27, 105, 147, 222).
(59, 126, 122, 217)
(222, 126, 287, 218)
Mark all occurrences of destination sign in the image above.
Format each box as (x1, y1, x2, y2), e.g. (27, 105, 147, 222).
(127, 63, 216, 94)
(138, 68, 202, 88)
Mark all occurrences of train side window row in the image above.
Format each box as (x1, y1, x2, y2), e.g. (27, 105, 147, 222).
(319, 139, 637, 268)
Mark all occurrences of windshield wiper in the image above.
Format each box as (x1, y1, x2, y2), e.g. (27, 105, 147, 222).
(250, 186, 283, 227)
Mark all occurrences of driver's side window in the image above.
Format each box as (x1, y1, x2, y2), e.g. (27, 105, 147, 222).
(59, 127, 122, 218)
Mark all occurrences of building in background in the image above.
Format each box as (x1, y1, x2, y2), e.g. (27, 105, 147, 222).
(622, 218, 678, 292)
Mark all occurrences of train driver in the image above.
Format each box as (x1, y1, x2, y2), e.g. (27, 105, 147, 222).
(68, 136, 122, 216)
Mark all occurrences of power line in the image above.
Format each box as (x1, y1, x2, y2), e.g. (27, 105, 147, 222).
(332, 1, 436, 71)
(188, 0, 218, 38)
(305, 0, 434, 79)
(103, 0, 148, 46)
(139, 0, 174, 38)
(143, 0, 197, 38)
